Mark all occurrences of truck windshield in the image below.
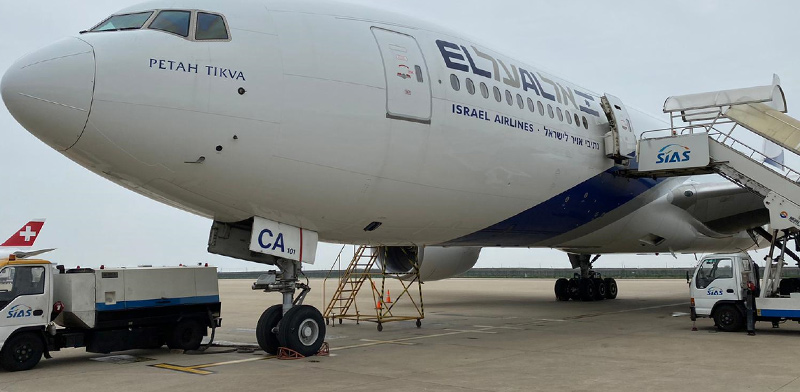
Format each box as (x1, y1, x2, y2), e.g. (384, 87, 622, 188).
(0, 266, 45, 310)
(696, 258, 733, 289)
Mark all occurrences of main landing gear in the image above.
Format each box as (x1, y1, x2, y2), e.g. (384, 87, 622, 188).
(253, 259, 326, 357)
(554, 254, 618, 301)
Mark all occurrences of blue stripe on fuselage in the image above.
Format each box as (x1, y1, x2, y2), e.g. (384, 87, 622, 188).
(442, 167, 662, 246)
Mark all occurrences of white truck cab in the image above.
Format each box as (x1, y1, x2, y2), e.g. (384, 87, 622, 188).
(690, 251, 800, 333)
(0, 259, 53, 351)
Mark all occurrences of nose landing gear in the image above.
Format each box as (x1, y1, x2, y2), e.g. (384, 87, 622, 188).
(253, 259, 326, 357)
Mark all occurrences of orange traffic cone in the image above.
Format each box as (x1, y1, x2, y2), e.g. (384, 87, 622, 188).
(376, 300, 382, 310)
(385, 290, 392, 304)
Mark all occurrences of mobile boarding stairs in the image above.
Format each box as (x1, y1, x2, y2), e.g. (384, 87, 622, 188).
(611, 75, 800, 299)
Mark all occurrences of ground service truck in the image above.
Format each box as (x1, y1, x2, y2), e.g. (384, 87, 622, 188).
(690, 252, 800, 333)
(0, 257, 221, 371)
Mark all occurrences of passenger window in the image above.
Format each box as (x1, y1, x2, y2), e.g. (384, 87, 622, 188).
(695, 258, 734, 289)
(466, 78, 476, 95)
(149, 10, 191, 37)
(547, 104, 554, 119)
(574, 113, 580, 126)
(516, 94, 524, 109)
(415, 65, 424, 83)
(537, 101, 544, 115)
(196, 12, 229, 40)
(450, 74, 460, 91)
(493, 86, 502, 102)
(505, 90, 513, 105)
(582, 116, 589, 129)
(557, 107, 564, 122)
(480, 82, 489, 99)
(566, 110, 573, 124)
(91, 12, 153, 32)
(527, 98, 534, 112)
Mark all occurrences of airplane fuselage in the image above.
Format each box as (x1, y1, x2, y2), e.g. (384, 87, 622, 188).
(2, 0, 757, 254)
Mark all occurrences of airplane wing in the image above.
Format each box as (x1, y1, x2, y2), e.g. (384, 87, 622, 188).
(11, 248, 56, 259)
(668, 182, 768, 235)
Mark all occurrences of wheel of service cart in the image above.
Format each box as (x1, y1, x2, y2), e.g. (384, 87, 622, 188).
(554, 278, 570, 301)
(594, 278, 606, 300)
(416, 319, 422, 328)
(167, 319, 205, 351)
(580, 278, 595, 301)
(377, 322, 383, 332)
(0, 332, 44, 372)
(256, 304, 283, 355)
(604, 278, 618, 300)
(567, 278, 581, 301)
(714, 304, 744, 332)
(277, 305, 326, 357)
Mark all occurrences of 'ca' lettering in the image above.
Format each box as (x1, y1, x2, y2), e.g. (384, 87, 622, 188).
(272, 233, 285, 253)
(258, 229, 274, 249)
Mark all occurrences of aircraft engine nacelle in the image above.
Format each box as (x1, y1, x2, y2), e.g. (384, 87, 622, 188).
(376, 246, 481, 282)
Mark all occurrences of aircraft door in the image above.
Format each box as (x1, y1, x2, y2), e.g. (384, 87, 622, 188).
(371, 27, 432, 124)
(601, 94, 637, 160)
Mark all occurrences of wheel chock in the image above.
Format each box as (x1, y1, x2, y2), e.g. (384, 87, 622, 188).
(277, 342, 330, 360)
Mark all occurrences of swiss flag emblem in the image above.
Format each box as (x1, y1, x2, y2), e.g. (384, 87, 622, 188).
(1, 220, 45, 247)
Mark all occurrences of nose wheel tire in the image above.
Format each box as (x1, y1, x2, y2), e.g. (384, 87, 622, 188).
(277, 305, 326, 357)
(256, 304, 284, 355)
(0, 332, 44, 372)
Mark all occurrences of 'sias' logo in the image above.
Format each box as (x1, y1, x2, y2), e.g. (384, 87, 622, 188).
(6, 304, 33, 319)
(656, 144, 691, 164)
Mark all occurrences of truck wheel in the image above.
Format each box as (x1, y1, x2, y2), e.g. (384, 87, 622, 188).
(554, 278, 570, 301)
(277, 305, 326, 357)
(167, 319, 204, 351)
(256, 304, 283, 355)
(1, 332, 43, 372)
(714, 305, 744, 332)
(604, 278, 618, 299)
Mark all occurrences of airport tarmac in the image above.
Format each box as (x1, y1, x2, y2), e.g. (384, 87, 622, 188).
(3, 278, 800, 392)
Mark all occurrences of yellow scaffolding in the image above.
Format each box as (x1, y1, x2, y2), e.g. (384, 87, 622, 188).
(322, 245, 424, 331)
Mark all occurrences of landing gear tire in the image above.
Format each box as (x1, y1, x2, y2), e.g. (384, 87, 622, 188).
(580, 279, 595, 301)
(1, 332, 44, 372)
(714, 305, 744, 332)
(256, 304, 284, 355)
(604, 278, 618, 300)
(567, 278, 581, 301)
(554, 278, 570, 301)
(277, 305, 326, 357)
(594, 278, 606, 300)
(167, 319, 205, 351)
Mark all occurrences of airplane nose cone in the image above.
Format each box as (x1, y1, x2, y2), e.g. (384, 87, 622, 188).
(1, 37, 95, 151)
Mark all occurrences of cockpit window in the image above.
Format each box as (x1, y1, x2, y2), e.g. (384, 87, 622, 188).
(196, 12, 229, 40)
(91, 11, 154, 32)
(149, 10, 191, 37)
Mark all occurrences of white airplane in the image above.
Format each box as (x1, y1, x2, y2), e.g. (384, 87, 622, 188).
(0, 220, 53, 259)
(0, 0, 772, 355)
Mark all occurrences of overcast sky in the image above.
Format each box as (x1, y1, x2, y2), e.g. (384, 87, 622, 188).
(1, 0, 797, 271)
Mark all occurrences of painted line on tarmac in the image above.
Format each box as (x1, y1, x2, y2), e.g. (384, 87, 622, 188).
(152, 325, 510, 375)
(562, 302, 686, 320)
